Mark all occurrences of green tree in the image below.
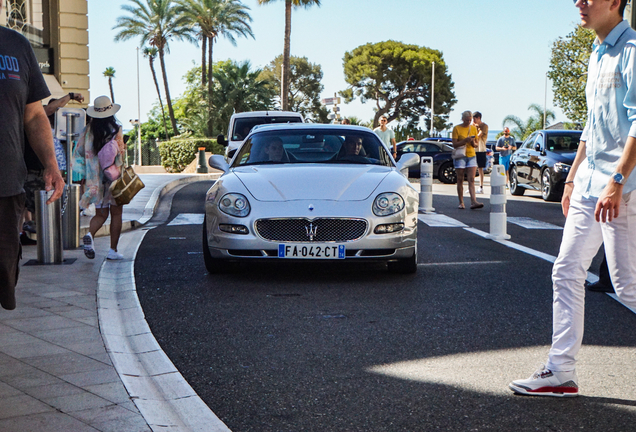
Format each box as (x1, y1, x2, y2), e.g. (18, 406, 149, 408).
(256, 0, 321, 111)
(173, 61, 276, 137)
(213, 60, 276, 124)
(114, 0, 194, 136)
(341, 40, 456, 129)
(503, 103, 556, 140)
(177, 0, 253, 135)
(548, 25, 594, 125)
(260, 55, 329, 122)
(103, 67, 116, 103)
(143, 46, 169, 139)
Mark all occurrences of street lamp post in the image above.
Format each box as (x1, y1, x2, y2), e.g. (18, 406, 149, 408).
(136, 47, 142, 166)
(430, 61, 435, 136)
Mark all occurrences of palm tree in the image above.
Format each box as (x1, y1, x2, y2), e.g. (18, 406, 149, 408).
(143, 46, 169, 139)
(178, 0, 253, 135)
(257, 0, 320, 111)
(103, 67, 116, 103)
(113, 0, 194, 136)
(503, 103, 556, 140)
(212, 60, 275, 126)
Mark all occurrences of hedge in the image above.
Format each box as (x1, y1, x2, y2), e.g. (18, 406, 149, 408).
(158, 137, 224, 173)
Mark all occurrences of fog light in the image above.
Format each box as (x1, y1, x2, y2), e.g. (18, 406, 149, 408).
(219, 224, 249, 235)
(374, 223, 404, 234)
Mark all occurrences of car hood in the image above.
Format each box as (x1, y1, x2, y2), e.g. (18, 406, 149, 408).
(232, 164, 391, 201)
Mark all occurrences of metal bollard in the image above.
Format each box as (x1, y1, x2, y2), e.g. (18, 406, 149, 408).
(35, 190, 63, 264)
(62, 184, 80, 249)
(419, 156, 435, 213)
(487, 164, 511, 240)
(196, 147, 209, 173)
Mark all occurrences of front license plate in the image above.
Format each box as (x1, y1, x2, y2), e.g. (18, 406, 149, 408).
(278, 244, 345, 259)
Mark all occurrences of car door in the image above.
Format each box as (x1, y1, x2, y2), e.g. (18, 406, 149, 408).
(526, 132, 546, 188)
(513, 132, 538, 185)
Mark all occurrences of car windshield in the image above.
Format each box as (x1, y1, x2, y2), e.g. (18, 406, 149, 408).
(231, 116, 303, 141)
(231, 129, 394, 167)
(546, 133, 581, 153)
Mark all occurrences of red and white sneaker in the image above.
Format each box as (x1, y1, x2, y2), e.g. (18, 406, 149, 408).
(509, 365, 578, 397)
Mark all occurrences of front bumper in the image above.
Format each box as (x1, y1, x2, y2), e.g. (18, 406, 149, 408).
(204, 199, 418, 262)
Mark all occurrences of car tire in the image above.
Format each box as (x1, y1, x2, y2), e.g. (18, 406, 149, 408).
(202, 216, 227, 274)
(438, 161, 456, 184)
(541, 169, 559, 202)
(387, 245, 417, 274)
(510, 167, 525, 196)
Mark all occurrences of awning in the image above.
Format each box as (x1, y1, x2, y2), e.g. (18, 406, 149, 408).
(42, 74, 66, 101)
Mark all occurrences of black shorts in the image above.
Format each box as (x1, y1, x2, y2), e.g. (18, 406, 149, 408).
(476, 152, 487, 168)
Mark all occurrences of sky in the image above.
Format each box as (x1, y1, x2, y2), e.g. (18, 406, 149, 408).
(87, 0, 588, 135)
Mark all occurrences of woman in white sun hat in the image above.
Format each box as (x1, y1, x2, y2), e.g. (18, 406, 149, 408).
(73, 95, 126, 260)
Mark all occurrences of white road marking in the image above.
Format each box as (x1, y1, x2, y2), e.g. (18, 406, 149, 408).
(418, 214, 467, 227)
(418, 261, 505, 266)
(167, 213, 205, 226)
(508, 217, 563, 230)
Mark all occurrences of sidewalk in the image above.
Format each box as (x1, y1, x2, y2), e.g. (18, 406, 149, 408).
(0, 173, 225, 432)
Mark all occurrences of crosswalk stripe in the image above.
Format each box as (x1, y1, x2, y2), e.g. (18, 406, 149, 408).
(167, 213, 205, 226)
(508, 217, 562, 230)
(418, 214, 467, 227)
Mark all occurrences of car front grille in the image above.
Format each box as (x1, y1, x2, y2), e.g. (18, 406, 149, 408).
(255, 218, 368, 242)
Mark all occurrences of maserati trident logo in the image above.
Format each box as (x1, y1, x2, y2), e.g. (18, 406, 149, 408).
(305, 223, 318, 241)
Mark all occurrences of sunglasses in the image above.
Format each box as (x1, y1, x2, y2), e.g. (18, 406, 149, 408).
(573, 0, 589, 5)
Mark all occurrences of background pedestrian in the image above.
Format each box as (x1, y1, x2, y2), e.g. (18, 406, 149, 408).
(496, 127, 516, 188)
(73, 96, 126, 261)
(452, 111, 483, 210)
(472, 112, 489, 193)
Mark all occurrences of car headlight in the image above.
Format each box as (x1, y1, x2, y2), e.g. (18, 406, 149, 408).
(554, 162, 571, 173)
(373, 192, 404, 216)
(218, 193, 251, 217)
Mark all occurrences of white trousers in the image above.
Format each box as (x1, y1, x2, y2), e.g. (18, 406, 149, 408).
(547, 191, 636, 371)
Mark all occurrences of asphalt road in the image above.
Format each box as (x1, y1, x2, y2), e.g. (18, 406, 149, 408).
(135, 181, 636, 432)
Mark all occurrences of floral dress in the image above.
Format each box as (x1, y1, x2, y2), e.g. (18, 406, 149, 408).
(73, 125, 125, 208)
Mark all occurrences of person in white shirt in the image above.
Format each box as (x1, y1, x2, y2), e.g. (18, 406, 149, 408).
(510, 0, 636, 398)
(373, 116, 396, 158)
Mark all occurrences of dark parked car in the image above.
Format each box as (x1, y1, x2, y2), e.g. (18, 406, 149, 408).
(509, 129, 582, 201)
(395, 140, 456, 184)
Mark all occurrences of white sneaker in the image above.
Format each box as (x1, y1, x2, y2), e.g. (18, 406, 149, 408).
(83, 233, 95, 259)
(107, 249, 124, 260)
(509, 365, 578, 397)
(477, 186, 484, 194)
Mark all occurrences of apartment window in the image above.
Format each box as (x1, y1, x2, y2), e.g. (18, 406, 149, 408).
(5, 0, 49, 47)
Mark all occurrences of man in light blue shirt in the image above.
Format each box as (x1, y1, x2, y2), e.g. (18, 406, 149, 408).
(510, 0, 636, 397)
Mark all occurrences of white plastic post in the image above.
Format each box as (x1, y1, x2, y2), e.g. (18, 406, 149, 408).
(419, 156, 435, 213)
(487, 164, 511, 240)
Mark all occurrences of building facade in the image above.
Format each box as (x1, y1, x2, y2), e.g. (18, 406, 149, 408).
(1, 0, 89, 105)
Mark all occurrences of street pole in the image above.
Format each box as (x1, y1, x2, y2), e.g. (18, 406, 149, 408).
(136, 47, 142, 166)
(543, 72, 548, 129)
(430, 62, 435, 136)
(629, 0, 636, 29)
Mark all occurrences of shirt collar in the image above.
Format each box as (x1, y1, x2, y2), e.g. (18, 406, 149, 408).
(593, 20, 631, 52)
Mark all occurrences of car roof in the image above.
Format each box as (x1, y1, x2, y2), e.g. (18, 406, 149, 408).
(230, 111, 303, 119)
(250, 123, 374, 133)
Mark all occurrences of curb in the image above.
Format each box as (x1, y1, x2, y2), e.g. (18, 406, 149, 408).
(97, 174, 230, 431)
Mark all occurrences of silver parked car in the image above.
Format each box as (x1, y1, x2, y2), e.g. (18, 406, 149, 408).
(203, 124, 420, 273)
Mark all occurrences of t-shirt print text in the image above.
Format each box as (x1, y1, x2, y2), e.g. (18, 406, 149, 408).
(0, 54, 21, 81)
(598, 72, 621, 89)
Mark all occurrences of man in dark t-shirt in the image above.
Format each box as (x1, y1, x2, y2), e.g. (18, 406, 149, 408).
(0, 4, 65, 310)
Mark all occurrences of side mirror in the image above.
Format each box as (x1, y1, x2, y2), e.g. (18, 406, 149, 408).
(217, 134, 227, 147)
(208, 155, 229, 174)
(396, 153, 420, 172)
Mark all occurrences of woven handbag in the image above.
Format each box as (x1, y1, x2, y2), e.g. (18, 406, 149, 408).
(109, 166, 145, 206)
